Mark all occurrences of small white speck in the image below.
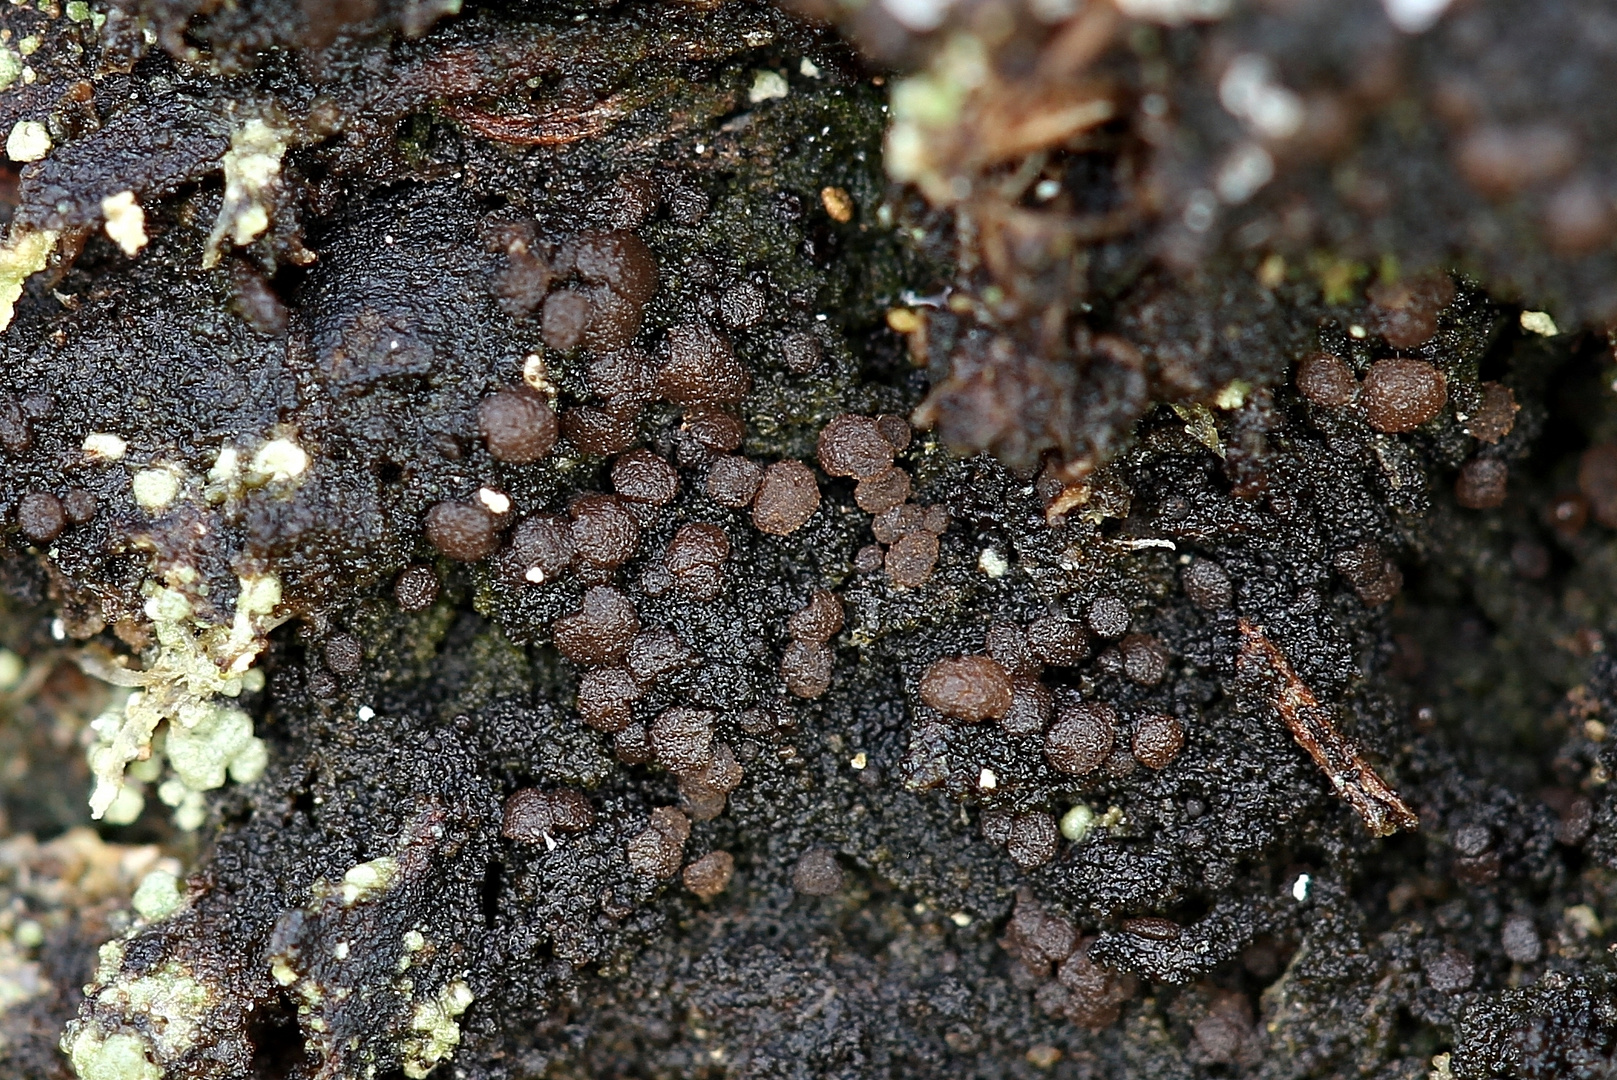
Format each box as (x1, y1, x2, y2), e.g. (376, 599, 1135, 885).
(1349, 324, 1367, 339)
(815, 313, 827, 322)
(477, 487, 511, 515)
(1214, 142, 1274, 205)
(695, 142, 706, 154)
(977, 548, 1008, 578)
(1291, 873, 1311, 902)
(850, 752, 867, 770)
(1218, 53, 1304, 140)
(949, 911, 972, 927)
(384, 235, 395, 245)
(1121, 538, 1176, 551)
(1033, 179, 1061, 201)
(977, 768, 997, 790)
(524, 566, 546, 584)
(799, 57, 821, 78)
(357, 705, 375, 722)
(1182, 189, 1217, 233)
(334, 941, 350, 960)
(1520, 310, 1560, 337)
(50, 618, 64, 641)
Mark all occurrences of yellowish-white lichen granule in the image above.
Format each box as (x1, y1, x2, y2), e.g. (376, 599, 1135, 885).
(203, 119, 288, 267)
(341, 856, 399, 906)
(1520, 310, 1560, 337)
(1059, 803, 1097, 842)
(130, 467, 181, 512)
(6, 120, 50, 162)
(247, 437, 308, 483)
(206, 445, 240, 486)
(0, 648, 23, 691)
(82, 432, 128, 461)
(100, 192, 148, 257)
(0, 226, 58, 332)
(748, 70, 789, 103)
(402, 979, 474, 1079)
(477, 487, 511, 514)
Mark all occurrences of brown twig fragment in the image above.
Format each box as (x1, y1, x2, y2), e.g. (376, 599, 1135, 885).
(440, 98, 628, 146)
(1237, 618, 1419, 837)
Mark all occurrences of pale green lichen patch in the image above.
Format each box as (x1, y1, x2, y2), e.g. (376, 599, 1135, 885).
(66, 959, 220, 1079)
(130, 870, 184, 922)
(100, 784, 145, 827)
(748, 70, 789, 103)
(401, 979, 473, 1079)
(63, 1028, 160, 1080)
(397, 929, 429, 972)
(165, 705, 260, 790)
(65, 1, 108, 27)
(84, 573, 282, 823)
(100, 962, 216, 1058)
(203, 119, 288, 267)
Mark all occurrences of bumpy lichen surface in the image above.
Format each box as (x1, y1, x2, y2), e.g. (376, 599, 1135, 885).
(4, 1, 1617, 1079)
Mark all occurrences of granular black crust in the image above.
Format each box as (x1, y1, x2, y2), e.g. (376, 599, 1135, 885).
(3, 2, 1617, 1079)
